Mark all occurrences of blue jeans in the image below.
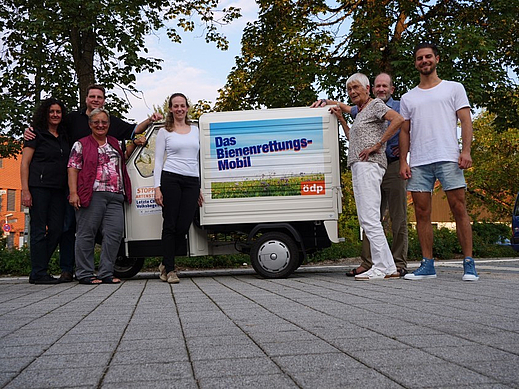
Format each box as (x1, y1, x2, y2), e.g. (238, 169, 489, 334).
(407, 161, 466, 192)
(29, 187, 66, 279)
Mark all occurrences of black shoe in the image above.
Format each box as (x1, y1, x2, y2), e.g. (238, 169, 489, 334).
(33, 274, 59, 284)
(58, 272, 74, 283)
(29, 278, 35, 284)
(397, 268, 408, 277)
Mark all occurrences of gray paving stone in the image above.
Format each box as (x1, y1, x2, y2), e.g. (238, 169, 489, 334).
(376, 362, 497, 387)
(102, 361, 194, 383)
(422, 345, 519, 364)
(0, 356, 34, 373)
(348, 347, 445, 367)
(4, 367, 105, 388)
(192, 357, 282, 379)
(198, 373, 299, 389)
(26, 352, 112, 370)
(110, 347, 189, 364)
(260, 339, 339, 357)
(101, 378, 198, 389)
(273, 352, 365, 374)
(469, 360, 519, 383)
(1, 260, 519, 388)
(0, 344, 47, 358)
(189, 341, 265, 361)
(291, 369, 404, 389)
(44, 341, 118, 355)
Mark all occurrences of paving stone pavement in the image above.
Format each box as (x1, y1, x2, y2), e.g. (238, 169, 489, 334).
(0, 258, 518, 389)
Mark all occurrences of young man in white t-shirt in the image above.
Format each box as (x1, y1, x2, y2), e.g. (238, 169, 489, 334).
(399, 42, 479, 281)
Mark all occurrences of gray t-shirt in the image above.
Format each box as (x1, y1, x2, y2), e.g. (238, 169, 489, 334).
(347, 98, 390, 169)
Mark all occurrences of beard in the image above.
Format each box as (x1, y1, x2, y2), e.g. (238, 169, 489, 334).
(419, 62, 436, 75)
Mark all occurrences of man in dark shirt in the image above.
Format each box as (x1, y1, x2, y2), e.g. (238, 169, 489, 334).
(25, 84, 162, 282)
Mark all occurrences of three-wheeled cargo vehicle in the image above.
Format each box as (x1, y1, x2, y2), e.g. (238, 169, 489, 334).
(114, 106, 342, 279)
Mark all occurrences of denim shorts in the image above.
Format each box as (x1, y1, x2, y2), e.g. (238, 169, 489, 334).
(407, 161, 466, 192)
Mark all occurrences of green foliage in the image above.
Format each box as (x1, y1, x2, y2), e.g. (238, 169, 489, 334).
(0, 0, 241, 158)
(215, 0, 332, 111)
(406, 223, 517, 260)
(1, 222, 517, 276)
(143, 254, 250, 270)
(465, 110, 519, 220)
(0, 243, 31, 275)
(318, 0, 518, 119)
(307, 241, 362, 263)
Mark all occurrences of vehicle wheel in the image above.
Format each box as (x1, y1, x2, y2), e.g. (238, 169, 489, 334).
(250, 232, 299, 278)
(113, 256, 145, 279)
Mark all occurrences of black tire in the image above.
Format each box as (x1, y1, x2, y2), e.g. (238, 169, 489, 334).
(250, 232, 300, 278)
(113, 256, 145, 279)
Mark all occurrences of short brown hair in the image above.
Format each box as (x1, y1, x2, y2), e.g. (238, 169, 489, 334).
(86, 84, 106, 98)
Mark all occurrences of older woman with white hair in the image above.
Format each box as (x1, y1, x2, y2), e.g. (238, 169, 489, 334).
(331, 73, 404, 280)
(68, 108, 133, 284)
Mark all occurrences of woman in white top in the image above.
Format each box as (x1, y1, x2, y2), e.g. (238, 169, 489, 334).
(154, 93, 203, 283)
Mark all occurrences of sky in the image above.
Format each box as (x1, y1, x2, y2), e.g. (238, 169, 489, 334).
(118, 1, 259, 123)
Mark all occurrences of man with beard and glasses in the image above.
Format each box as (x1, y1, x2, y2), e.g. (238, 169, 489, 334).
(399, 42, 479, 281)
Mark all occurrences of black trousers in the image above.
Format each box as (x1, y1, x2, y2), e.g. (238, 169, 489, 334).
(29, 186, 66, 279)
(160, 171, 200, 272)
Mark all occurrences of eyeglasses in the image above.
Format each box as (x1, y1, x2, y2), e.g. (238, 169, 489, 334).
(90, 120, 109, 126)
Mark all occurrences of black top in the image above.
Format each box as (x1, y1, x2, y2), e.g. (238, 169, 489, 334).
(64, 109, 136, 144)
(24, 128, 70, 189)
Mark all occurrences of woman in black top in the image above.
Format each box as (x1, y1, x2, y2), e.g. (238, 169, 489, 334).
(21, 98, 70, 284)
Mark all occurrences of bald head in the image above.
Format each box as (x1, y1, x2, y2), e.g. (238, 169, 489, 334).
(373, 73, 394, 102)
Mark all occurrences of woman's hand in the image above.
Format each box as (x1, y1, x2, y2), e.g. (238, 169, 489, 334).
(21, 189, 32, 208)
(69, 193, 81, 210)
(154, 187, 164, 207)
(329, 105, 342, 118)
(198, 190, 205, 207)
(359, 142, 383, 161)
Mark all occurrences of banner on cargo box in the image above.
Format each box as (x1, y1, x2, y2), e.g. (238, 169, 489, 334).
(209, 117, 326, 199)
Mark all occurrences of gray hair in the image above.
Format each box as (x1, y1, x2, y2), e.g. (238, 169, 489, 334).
(346, 73, 370, 89)
(88, 107, 110, 121)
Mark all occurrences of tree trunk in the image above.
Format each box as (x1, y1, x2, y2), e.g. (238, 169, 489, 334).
(69, 26, 96, 109)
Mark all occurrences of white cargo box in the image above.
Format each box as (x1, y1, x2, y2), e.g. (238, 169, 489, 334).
(198, 107, 342, 239)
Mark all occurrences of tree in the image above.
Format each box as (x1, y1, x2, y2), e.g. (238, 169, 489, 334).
(465, 109, 519, 220)
(316, 0, 518, 117)
(0, 0, 241, 157)
(214, 0, 332, 111)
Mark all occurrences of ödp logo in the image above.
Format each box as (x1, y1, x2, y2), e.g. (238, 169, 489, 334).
(301, 181, 325, 196)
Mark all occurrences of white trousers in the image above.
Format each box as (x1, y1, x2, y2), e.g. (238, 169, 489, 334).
(351, 162, 396, 274)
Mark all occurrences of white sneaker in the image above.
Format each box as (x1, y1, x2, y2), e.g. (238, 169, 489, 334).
(355, 268, 386, 281)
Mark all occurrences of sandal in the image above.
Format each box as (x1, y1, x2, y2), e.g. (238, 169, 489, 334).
(345, 266, 369, 277)
(99, 277, 121, 284)
(78, 276, 101, 285)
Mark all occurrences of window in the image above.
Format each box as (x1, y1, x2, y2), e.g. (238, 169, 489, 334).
(7, 189, 16, 211)
(134, 127, 160, 178)
(0, 159, 3, 168)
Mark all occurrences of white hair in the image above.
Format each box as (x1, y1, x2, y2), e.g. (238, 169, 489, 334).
(346, 73, 370, 88)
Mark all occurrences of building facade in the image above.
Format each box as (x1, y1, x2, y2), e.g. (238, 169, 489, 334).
(0, 154, 28, 248)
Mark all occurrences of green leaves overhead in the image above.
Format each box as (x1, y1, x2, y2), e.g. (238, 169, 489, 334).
(0, 0, 241, 157)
